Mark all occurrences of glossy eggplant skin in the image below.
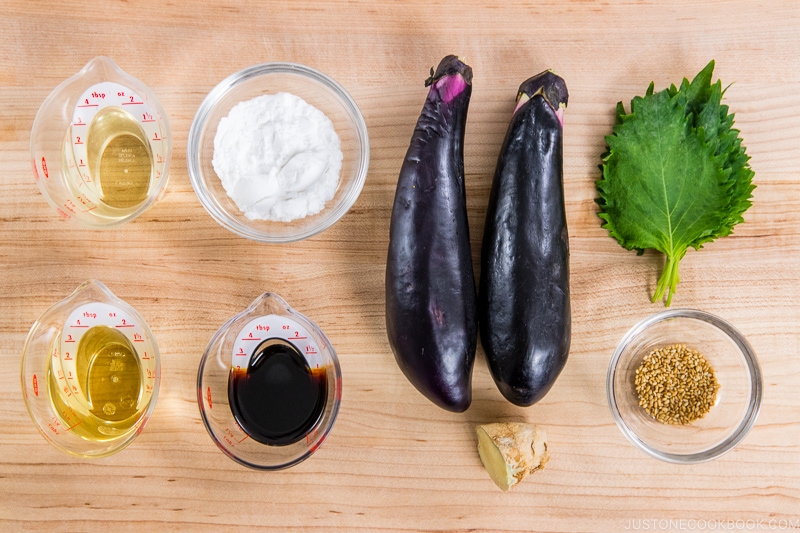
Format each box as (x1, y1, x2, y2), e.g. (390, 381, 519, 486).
(385, 56, 476, 413)
(479, 73, 570, 407)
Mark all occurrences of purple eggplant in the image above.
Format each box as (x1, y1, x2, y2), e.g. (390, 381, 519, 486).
(385, 55, 476, 413)
(479, 71, 570, 407)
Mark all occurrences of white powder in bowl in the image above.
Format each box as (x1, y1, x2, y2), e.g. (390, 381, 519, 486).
(212, 92, 342, 222)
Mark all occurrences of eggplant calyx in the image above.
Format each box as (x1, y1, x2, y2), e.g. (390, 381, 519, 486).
(425, 54, 474, 87)
(424, 55, 473, 104)
(514, 70, 569, 121)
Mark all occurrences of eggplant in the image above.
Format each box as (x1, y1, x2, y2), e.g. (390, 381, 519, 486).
(385, 55, 477, 413)
(478, 71, 570, 407)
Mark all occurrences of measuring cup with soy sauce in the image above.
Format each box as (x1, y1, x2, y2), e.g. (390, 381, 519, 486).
(30, 56, 172, 227)
(197, 293, 342, 470)
(20, 280, 161, 458)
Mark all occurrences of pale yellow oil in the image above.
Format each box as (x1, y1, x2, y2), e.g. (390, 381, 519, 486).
(87, 107, 153, 208)
(48, 326, 146, 442)
(65, 106, 153, 212)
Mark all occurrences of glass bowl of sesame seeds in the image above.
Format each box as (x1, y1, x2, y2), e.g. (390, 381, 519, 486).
(607, 309, 762, 463)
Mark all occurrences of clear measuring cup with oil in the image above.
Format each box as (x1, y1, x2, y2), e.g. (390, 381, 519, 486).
(21, 280, 160, 458)
(30, 57, 171, 227)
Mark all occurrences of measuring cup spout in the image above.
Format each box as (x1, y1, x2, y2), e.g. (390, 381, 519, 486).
(246, 292, 293, 317)
(59, 279, 135, 315)
(69, 278, 114, 300)
(78, 56, 125, 80)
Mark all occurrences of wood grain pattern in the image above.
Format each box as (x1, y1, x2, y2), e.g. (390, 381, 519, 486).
(2, 1, 799, 531)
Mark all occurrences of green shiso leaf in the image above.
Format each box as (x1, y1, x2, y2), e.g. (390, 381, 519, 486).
(596, 61, 755, 306)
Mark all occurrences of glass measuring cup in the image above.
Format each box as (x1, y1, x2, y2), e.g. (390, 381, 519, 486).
(197, 293, 342, 470)
(20, 280, 161, 458)
(30, 57, 172, 227)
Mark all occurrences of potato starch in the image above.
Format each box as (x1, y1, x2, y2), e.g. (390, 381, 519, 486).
(212, 92, 342, 222)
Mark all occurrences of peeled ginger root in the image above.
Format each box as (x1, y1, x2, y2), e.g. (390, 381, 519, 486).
(476, 422, 549, 491)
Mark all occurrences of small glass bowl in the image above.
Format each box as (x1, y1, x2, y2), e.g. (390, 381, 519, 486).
(607, 309, 762, 463)
(187, 62, 369, 243)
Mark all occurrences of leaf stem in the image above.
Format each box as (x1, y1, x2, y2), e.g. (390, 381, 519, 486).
(652, 254, 681, 306)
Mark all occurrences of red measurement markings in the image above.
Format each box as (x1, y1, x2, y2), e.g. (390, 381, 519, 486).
(63, 419, 83, 432)
(225, 427, 249, 445)
(32, 374, 39, 396)
(41, 157, 49, 178)
(306, 430, 318, 446)
(207, 387, 212, 409)
(141, 352, 151, 360)
(223, 428, 236, 447)
(241, 333, 261, 341)
(288, 334, 308, 340)
(115, 324, 135, 328)
(77, 104, 98, 108)
(152, 132, 162, 141)
(64, 334, 76, 343)
(133, 339, 144, 342)
(74, 137, 84, 144)
(122, 101, 144, 105)
(76, 194, 95, 212)
(64, 352, 73, 360)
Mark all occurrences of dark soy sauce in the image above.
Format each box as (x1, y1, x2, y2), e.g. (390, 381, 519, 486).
(229, 338, 327, 446)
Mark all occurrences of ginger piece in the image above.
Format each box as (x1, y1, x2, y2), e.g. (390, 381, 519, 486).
(476, 422, 549, 491)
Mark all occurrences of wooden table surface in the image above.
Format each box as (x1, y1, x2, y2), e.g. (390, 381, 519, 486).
(2, 1, 799, 531)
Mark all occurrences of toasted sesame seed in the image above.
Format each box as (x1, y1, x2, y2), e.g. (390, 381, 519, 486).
(633, 344, 720, 425)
